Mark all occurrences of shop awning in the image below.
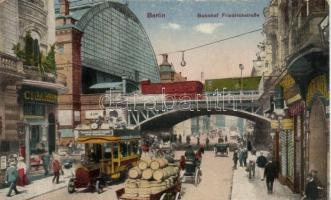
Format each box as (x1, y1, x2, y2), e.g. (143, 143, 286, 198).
(90, 82, 123, 90)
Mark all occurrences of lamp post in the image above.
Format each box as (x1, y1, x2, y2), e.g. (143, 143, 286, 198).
(239, 64, 244, 94)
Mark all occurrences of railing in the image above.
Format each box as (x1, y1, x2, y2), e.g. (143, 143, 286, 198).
(100, 91, 261, 105)
(23, 65, 66, 86)
(0, 52, 23, 73)
(293, 11, 327, 50)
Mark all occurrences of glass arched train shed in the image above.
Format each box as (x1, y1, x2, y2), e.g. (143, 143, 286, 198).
(57, 1, 160, 93)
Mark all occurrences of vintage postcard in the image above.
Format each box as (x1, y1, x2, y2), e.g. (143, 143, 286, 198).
(0, 0, 329, 200)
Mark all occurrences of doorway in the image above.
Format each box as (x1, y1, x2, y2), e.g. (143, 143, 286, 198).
(308, 97, 327, 187)
(48, 113, 56, 154)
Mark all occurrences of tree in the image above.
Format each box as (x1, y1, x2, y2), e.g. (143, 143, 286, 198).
(12, 43, 24, 60)
(33, 39, 40, 67)
(24, 31, 34, 66)
(43, 45, 56, 74)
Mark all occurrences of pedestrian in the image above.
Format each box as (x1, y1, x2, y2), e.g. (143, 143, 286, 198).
(256, 151, 268, 180)
(67, 140, 73, 154)
(239, 148, 244, 167)
(184, 145, 195, 161)
(179, 155, 186, 171)
(233, 150, 238, 169)
(264, 159, 277, 194)
(247, 140, 252, 152)
(6, 161, 20, 197)
(51, 154, 62, 184)
(242, 148, 248, 167)
(225, 135, 228, 143)
(205, 137, 209, 149)
(16, 157, 28, 186)
(197, 136, 200, 146)
(247, 151, 256, 179)
(42, 152, 51, 176)
(304, 172, 321, 200)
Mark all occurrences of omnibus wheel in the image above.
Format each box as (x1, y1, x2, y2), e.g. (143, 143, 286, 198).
(96, 180, 102, 194)
(67, 178, 75, 193)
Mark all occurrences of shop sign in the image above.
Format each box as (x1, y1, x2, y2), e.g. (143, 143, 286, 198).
(279, 74, 302, 105)
(79, 129, 113, 136)
(270, 120, 279, 129)
(281, 118, 294, 130)
(21, 87, 57, 104)
(58, 110, 72, 126)
(85, 110, 104, 119)
(306, 75, 329, 108)
(0, 156, 7, 170)
(288, 101, 305, 117)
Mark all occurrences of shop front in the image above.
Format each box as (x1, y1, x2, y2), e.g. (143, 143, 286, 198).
(19, 86, 58, 172)
(305, 75, 329, 191)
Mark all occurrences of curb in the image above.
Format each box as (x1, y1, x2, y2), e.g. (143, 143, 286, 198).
(24, 184, 67, 200)
(228, 168, 235, 200)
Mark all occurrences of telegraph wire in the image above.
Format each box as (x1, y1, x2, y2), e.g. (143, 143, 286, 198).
(159, 28, 263, 55)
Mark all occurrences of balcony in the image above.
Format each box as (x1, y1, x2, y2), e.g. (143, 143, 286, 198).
(293, 11, 328, 51)
(22, 65, 67, 94)
(0, 52, 24, 88)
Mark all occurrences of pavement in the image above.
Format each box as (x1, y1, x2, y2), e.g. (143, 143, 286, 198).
(231, 166, 301, 200)
(0, 169, 72, 200)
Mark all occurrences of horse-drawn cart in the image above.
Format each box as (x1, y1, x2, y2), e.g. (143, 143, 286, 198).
(116, 179, 181, 200)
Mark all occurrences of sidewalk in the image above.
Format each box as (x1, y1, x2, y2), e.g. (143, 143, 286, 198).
(231, 167, 301, 200)
(0, 171, 71, 200)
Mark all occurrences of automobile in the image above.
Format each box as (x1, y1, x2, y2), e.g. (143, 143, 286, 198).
(62, 157, 74, 169)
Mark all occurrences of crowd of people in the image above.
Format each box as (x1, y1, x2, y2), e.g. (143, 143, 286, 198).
(232, 140, 324, 199)
(4, 153, 63, 197)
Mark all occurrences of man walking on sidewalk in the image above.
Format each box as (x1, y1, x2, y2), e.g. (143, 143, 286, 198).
(6, 161, 21, 197)
(264, 159, 277, 194)
(52, 154, 62, 184)
(256, 151, 267, 180)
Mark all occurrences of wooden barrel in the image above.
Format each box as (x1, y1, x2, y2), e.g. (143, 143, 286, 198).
(128, 167, 142, 179)
(150, 181, 163, 194)
(150, 158, 167, 170)
(138, 180, 151, 197)
(142, 168, 153, 180)
(138, 159, 151, 170)
(124, 179, 138, 195)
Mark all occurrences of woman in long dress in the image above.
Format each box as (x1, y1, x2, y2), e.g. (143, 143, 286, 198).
(16, 157, 28, 186)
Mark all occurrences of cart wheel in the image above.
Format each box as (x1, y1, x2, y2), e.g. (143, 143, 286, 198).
(159, 193, 167, 200)
(175, 192, 181, 200)
(194, 169, 200, 186)
(96, 180, 102, 194)
(67, 178, 75, 194)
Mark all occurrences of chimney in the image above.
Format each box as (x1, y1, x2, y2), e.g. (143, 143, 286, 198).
(160, 54, 171, 66)
(60, 0, 69, 16)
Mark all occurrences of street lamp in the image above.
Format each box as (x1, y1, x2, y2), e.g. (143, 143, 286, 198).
(222, 87, 227, 110)
(239, 64, 244, 94)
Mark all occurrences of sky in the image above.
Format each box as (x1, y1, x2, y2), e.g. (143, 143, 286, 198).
(126, 0, 270, 81)
(57, 0, 270, 81)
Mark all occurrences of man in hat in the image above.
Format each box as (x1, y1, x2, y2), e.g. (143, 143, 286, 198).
(6, 161, 20, 197)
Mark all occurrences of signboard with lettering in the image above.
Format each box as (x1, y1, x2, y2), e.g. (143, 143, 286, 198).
(20, 86, 57, 104)
(85, 110, 104, 119)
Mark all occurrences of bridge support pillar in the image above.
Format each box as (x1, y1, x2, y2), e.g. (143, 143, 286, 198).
(252, 122, 272, 151)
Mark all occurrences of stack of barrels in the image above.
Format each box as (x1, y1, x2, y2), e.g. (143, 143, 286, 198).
(123, 157, 179, 198)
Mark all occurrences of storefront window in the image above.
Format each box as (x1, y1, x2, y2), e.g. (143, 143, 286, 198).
(30, 125, 44, 154)
(24, 103, 45, 116)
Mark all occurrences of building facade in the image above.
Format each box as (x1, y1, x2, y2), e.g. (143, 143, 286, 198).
(262, 0, 329, 197)
(250, 41, 273, 76)
(0, 0, 66, 186)
(159, 54, 187, 83)
(55, 0, 161, 142)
